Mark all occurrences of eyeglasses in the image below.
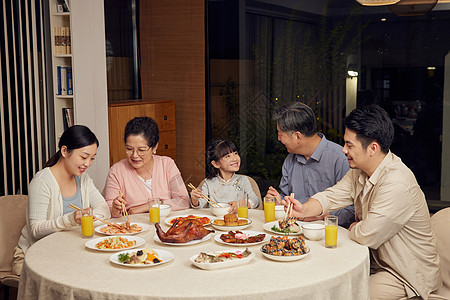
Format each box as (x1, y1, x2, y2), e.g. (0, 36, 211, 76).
(125, 147, 151, 157)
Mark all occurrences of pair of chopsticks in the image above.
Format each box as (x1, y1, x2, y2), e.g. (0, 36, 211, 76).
(284, 193, 295, 220)
(187, 183, 220, 207)
(68, 203, 120, 228)
(119, 190, 130, 226)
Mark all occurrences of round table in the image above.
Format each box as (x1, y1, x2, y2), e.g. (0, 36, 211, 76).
(18, 209, 369, 300)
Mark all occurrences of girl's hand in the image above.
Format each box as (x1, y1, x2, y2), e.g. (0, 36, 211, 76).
(190, 188, 202, 207)
(228, 201, 238, 214)
(265, 186, 282, 204)
(112, 195, 126, 217)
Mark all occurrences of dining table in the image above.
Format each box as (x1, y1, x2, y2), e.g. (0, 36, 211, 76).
(18, 209, 370, 300)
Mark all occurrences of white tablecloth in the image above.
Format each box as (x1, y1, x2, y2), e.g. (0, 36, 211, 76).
(18, 209, 369, 300)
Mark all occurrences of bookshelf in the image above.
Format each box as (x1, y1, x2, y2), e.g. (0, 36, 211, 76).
(48, 0, 110, 189)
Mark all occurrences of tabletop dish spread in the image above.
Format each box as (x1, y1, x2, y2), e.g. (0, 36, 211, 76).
(95, 222, 150, 235)
(190, 248, 255, 270)
(110, 248, 174, 267)
(261, 236, 310, 261)
(85, 236, 145, 252)
(215, 231, 270, 246)
(165, 214, 211, 226)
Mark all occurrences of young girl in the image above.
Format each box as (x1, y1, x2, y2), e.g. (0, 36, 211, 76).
(13, 125, 110, 275)
(190, 139, 260, 211)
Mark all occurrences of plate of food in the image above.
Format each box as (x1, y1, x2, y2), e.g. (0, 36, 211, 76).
(210, 214, 252, 231)
(214, 231, 269, 246)
(190, 248, 255, 270)
(110, 248, 174, 267)
(165, 214, 211, 227)
(153, 232, 212, 246)
(260, 236, 310, 262)
(263, 219, 304, 236)
(85, 236, 145, 252)
(95, 222, 150, 235)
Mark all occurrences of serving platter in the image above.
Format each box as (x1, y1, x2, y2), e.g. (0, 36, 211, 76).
(260, 246, 310, 262)
(153, 233, 212, 246)
(210, 218, 252, 231)
(165, 214, 212, 226)
(262, 221, 304, 236)
(95, 222, 150, 236)
(214, 231, 270, 247)
(85, 236, 145, 252)
(190, 249, 255, 270)
(110, 248, 174, 268)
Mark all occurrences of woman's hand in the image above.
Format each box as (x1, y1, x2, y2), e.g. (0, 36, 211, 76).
(228, 201, 238, 214)
(128, 203, 150, 215)
(73, 207, 92, 225)
(112, 194, 126, 218)
(265, 186, 282, 204)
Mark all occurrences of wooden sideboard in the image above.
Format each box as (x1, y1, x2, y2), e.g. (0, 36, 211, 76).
(108, 100, 176, 166)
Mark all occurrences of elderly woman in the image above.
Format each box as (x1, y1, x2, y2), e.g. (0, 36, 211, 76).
(104, 117, 189, 217)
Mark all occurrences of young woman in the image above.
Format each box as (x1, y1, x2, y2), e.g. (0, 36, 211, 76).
(104, 117, 189, 217)
(13, 125, 110, 275)
(190, 139, 260, 211)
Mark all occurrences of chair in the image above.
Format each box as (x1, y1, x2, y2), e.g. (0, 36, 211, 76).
(430, 207, 450, 298)
(196, 175, 263, 209)
(0, 195, 28, 298)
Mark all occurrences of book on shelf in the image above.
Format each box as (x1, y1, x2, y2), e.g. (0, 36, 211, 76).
(62, 108, 74, 130)
(65, 26, 71, 54)
(56, 65, 72, 96)
(54, 26, 70, 55)
(60, 66, 67, 95)
(66, 67, 73, 95)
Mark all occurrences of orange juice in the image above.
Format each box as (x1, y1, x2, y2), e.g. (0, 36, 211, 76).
(325, 225, 338, 248)
(264, 201, 275, 222)
(149, 206, 160, 223)
(238, 206, 248, 218)
(81, 215, 93, 238)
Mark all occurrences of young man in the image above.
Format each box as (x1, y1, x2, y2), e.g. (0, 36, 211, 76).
(265, 102, 354, 228)
(286, 105, 443, 299)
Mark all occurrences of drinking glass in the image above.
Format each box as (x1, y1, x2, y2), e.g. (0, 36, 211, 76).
(237, 193, 249, 218)
(81, 207, 93, 238)
(325, 215, 338, 248)
(264, 197, 275, 223)
(148, 198, 160, 223)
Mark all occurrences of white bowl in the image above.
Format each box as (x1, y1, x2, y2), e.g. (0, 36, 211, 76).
(158, 204, 172, 217)
(275, 205, 285, 220)
(301, 223, 325, 241)
(211, 203, 231, 217)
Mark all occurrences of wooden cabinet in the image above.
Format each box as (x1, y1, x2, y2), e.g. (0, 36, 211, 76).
(108, 100, 176, 166)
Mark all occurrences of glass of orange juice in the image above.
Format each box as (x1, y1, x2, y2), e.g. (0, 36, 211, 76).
(237, 193, 249, 218)
(325, 215, 338, 248)
(148, 198, 160, 224)
(81, 207, 93, 238)
(264, 197, 275, 223)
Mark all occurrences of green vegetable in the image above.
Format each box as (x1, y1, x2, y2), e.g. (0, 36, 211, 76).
(118, 253, 130, 263)
(271, 225, 296, 233)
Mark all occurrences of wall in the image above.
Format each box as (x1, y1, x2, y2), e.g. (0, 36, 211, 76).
(139, 0, 206, 185)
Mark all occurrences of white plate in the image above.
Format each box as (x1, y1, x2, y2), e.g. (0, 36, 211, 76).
(263, 221, 304, 236)
(165, 214, 212, 227)
(95, 222, 151, 236)
(153, 233, 212, 246)
(210, 218, 252, 231)
(190, 249, 255, 270)
(110, 248, 174, 268)
(214, 231, 270, 246)
(260, 246, 310, 262)
(85, 236, 145, 252)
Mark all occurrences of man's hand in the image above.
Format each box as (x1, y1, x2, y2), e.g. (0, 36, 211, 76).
(265, 186, 282, 204)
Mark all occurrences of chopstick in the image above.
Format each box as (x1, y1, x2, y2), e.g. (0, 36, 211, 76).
(284, 193, 295, 220)
(69, 203, 120, 228)
(187, 183, 220, 207)
(119, 190, 130, 223)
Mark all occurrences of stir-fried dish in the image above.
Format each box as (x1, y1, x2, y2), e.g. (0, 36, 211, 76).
(100, 223, 143, 234)
(95, 237, 136, 250)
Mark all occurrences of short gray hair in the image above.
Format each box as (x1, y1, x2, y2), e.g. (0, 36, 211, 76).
(273, 102, 317, 137)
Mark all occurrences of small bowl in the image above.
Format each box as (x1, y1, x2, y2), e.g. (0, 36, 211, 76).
(275, 205, 285, 220)
(301, 223, 325, 241)
(211, 203, 231, 217)
(159, 204, 172, 217)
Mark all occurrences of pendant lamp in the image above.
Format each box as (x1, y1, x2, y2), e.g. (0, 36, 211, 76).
(389, 0, 438, 16)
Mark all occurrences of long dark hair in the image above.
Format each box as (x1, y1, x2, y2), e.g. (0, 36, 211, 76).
(206, 139, 238, 179)
(44, 125, 99, 168)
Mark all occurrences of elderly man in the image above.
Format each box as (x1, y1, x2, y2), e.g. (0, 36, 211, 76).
(265, 102, 354, 228)
(286, 105, 443, 299)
